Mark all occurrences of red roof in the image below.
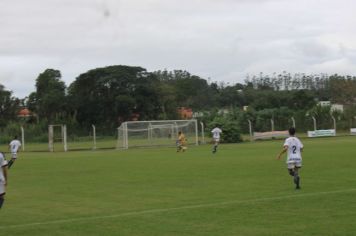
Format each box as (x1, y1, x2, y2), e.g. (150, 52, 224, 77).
(177, 107, 193, 119)
(18, 108, 31, 117)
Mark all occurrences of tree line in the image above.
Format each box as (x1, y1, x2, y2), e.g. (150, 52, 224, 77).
(1, 65, 356, 143)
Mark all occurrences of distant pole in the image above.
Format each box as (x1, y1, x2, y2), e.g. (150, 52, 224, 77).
(312, 116, 317, 131)
(148, 122, 152, 142)
(200, 122, 205, 144)
(194, 120, 199, 146)
(331, 115, 336, 131)
(248, 119, 253, 141)
(92, 124, 96, 150)
(271, 118, 274, 132)
(49, 125, 54, 152)
(63, 125, 67, 152)
(291, 117, 296, 128)
(21, 126, 25, 151)
(124, 122, 128, 149)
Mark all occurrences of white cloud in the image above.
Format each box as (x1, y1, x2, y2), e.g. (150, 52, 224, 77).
(0, 0, 356, 97)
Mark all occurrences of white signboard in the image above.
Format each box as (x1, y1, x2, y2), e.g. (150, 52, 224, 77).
(350, 128, 356, 135)
(307, 129, 336, 138)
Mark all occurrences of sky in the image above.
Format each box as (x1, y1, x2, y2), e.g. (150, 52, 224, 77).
(1, 0, 356, 98)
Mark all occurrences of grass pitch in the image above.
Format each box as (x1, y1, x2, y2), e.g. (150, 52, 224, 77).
(1, 136, 356, 235)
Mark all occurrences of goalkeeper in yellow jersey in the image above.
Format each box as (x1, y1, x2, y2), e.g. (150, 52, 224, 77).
(176, 131, 187, 152)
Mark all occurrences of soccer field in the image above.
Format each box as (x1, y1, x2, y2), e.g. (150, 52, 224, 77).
(1, 136, 356, 235)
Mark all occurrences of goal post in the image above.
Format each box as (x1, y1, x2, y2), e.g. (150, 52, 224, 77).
(48, 124, 68, 152)
(117, 120, 199, 149)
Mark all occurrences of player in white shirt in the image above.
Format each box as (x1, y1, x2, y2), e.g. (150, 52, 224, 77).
(277, 127, 303, 189)
(0, 152, 8, 209)
(8, 136, 22, 169)
(211, 126, 222, 154)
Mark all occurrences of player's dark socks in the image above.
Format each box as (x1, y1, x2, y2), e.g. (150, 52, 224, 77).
(293, 174, 300, 189)
(7, 159, 14, 169)
(0, 197, 4, 208)
(295, 176, 300, 189)
(212, 145, 218, 153)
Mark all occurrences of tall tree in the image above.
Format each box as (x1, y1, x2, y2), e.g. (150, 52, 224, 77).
(0, 84, 20, 126)
(68, 65, 161, 128)
(155, 70, 217, 109)
(28, 69, 67, 122)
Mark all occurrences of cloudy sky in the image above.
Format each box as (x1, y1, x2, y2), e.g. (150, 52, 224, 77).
(1, 0, 356, 98)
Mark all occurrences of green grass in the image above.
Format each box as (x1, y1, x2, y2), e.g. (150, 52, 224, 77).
(1, 136, 356, 235)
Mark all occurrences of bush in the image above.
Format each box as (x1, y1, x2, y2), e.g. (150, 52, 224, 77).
(207, 117, 242, 143)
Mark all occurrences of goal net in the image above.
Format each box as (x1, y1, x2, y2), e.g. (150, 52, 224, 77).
(117, 120, 199, 149)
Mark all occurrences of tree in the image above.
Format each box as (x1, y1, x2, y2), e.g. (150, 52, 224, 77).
(29, 69, 67, 123)
(0, 84, 19, 127)
(329, 75, 356, 105)
(289, 90, 316, 110)
(217, 84, 246, 108)
(68, 65, 161, 129)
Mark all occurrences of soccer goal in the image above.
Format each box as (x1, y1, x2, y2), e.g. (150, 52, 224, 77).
(48, 124, 67, 152)
(117, 120, 199, 149)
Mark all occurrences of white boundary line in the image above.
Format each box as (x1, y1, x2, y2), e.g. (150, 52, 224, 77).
(1, 188, 356, 230)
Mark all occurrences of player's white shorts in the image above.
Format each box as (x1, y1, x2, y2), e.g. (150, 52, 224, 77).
(0, 182, 5, 195)
(11, 153, 18, 159)
(287, 160, 302, 169)
(213, 138, 220, 143)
